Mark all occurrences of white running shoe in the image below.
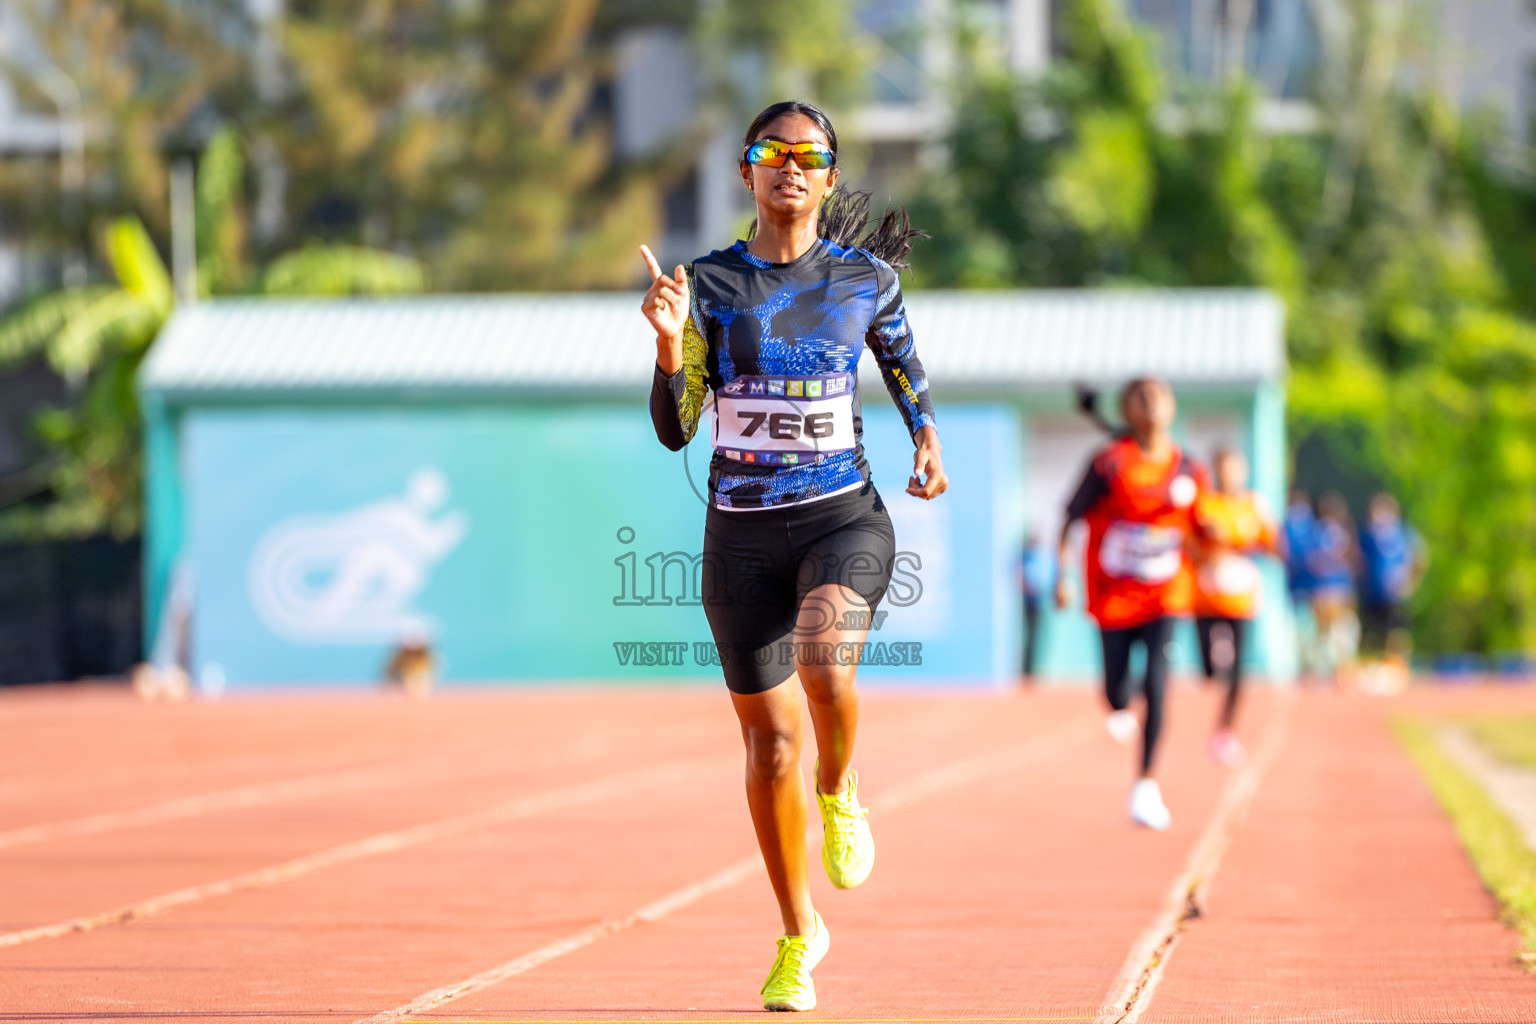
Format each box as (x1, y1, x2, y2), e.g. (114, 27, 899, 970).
(1129, 778, 1171, 830)
(1105, 710, 1139, 744)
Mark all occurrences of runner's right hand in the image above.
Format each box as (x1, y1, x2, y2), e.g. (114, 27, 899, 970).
(639, 244, 689, 342)
(1055, 577, 1074, 611)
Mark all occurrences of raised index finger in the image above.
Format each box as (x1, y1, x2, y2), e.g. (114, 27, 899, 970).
(638, 244, 664, 282)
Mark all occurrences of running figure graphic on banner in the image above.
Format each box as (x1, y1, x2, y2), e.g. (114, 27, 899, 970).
(248, 467, 467, 644)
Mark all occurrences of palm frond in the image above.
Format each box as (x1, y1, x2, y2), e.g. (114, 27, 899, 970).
(0, 286, 115, 369)
(48, 290, 161, 378)
(261, 245, 427, 296)
(105, 217, 174, 314)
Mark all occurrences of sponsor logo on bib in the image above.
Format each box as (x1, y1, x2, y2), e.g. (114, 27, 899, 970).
(1100, 521, 1183, 584)
(712, 373, 857, 463)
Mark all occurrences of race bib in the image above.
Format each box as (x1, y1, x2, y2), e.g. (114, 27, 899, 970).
(1100, 521, 1184, 584)
(712, 373, 856, 467)
(1200, 553, 1261, 597)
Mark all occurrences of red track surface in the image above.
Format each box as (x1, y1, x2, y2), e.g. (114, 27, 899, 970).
(0, 682, 1532, 1022)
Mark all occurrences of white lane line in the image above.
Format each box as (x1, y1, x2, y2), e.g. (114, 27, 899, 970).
(1437, 726, 1536, 851)
(0, 724, 704, 852)
(1093, 691, 1297, 1024)
(0, 756, 716, 951)
(0, 762, 448, 852)
(358, 715, 1103, 1024)
(359, 856, 767, 1024)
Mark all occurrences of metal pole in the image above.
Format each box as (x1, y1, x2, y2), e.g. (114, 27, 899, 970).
(170, 158, 197, 304)
(1008, 0, 1052, 76)
(34, 67, 86, 288)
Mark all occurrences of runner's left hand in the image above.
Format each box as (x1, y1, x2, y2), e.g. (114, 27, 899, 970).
(908, 426, 948, 499)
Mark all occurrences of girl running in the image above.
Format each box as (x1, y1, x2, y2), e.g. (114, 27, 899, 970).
(1056, 378, 1203, 830)
(1307, 491, 1360, 685)
(1191, 446, 1279, 766)
(640, 100, 946, 1012)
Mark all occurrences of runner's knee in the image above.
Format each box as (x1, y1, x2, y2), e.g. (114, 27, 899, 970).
(744, 724, 802, 780)
(798, 660, 857, 706)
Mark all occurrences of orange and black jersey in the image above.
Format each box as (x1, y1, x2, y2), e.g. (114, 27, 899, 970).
(1065, 436, 1207, 630)
(1192, 490, 1277, 620)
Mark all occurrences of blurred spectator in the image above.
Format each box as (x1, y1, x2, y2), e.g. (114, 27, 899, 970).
(1019, 531, 1057, 680)
(1192, 446, 1279, 765)
(384, 619, 437, 699)
(1282, 489, 1320, 679)
(1307, 492, 1360, 684)
(1358, 492, 1427, 664)
(1282, 490, 1316, 605)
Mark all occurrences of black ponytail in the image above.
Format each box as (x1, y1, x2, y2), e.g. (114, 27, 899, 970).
(817, 187, 927, 272)
(742, 100, 927, 271)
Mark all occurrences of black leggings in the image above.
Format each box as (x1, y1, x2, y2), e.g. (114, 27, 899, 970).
(1100, 617, 1174, 774)
(1196, 615, 1249, 730)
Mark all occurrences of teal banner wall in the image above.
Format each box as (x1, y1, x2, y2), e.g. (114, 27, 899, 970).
(183, 404, 1019, 688)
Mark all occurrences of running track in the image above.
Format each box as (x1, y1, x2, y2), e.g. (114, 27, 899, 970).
(1, 683, 1533, 1022)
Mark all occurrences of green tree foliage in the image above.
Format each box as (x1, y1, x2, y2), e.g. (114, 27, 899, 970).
(0, 130, 426, 541)
(0, 218, 173, 540)
(0, 0, 871, 542)
(697, 0, 871, 113)
(0, 0, 245, 246)
(913, 0, 1536, 654)
(258, 0, 661, 289)
(1, 0, 666, 292)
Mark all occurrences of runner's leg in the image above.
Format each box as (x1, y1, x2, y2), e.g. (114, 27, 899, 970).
(1195, 616, 1217, 682)
(1138, 617, 1174, 776)
(1023, 600, 1041, 678)
(795, 583, 870, 796)
(731, 683, 816, 936)
(1101, 626, 1135, 711)
(705, 508, 814, 937)
(1219, 617, 1247, 730)
(1311, 595, 1339, 683)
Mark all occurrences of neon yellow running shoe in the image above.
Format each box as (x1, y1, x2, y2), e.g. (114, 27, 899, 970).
(761, 911, 830, 1011)
(816, 768, 874, 889)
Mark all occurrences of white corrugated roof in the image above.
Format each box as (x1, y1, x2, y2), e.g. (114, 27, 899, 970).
(138, 289, 1283, 399)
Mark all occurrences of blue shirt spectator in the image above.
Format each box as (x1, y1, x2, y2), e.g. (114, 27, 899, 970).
(1021, 537, 1057, 608)
(1282, 491, 1315, 599)
(1307, 492, 1357, 600)
(1359, 494, 1423, 606)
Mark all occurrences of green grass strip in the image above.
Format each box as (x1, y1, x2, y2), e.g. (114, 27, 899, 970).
(1471, 716, 1536, 770)
(1393, 716, 1536, 969)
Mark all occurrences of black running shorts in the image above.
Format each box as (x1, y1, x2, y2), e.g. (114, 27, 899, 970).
(702, 483, 896, 695)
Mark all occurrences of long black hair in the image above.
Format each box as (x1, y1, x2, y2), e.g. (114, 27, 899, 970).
(741, 100, 927, 271)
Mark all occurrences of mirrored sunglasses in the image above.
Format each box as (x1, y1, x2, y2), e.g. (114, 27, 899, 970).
(743, 139, 837, 170)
